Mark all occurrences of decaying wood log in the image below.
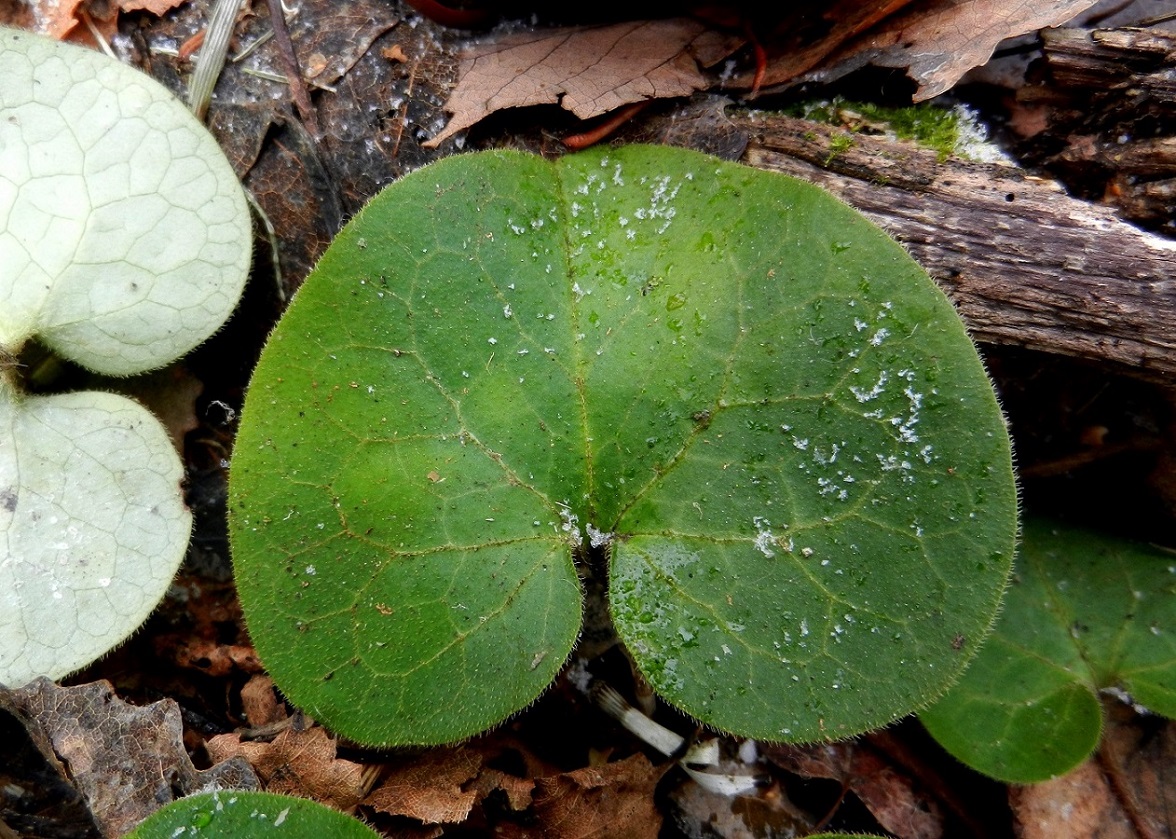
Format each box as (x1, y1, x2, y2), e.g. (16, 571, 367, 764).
(1041, 27, 1176, 107)
(1034, 27, 1176, 227)
(731, 112, 1176, 381)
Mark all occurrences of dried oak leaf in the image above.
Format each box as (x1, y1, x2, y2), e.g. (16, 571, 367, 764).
(722, 0, 917, 91)
(20, 0, 86, 40)
(365, 747, 482, 824)
(152, 633, 262, 677)
(532, 753, 667, 839)
(205, 726, 365, 812)
(425, 18, 744, 148)
(0, 688, 102, 839)
(116, 0, 185, 15)
(763, 739, 942, 839)
(239, 674, 286, 728)
(804, 0, 1101, 100)
(473, 767, 534, 812)
(9, 679, 258, 838)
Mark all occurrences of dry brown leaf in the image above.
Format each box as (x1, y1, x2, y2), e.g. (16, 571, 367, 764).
(763, 739, 943, 839)
(206, 726, 365, 812)
(805, 0, 1101, 100)
(22, 0, 86, 40)
(724, 0, 918, 91)
(365, 747, 482, 824)
(474, 767, 535, 812)
(0, 688, 102, 838)
(15, 0, 121, 45)
(0, 3, 34, 29)
(117, 0, 184, 15)
(239, 674, 285, 728)
(425, 18, 744, 148)
(532, 753, 666, 839)
(9, 679, 258, 837)
(153, 633, 263, 676)
(1012, 759, 1135, 839)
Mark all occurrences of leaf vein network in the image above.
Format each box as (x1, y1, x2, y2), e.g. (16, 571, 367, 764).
(609, 261, 751, 527)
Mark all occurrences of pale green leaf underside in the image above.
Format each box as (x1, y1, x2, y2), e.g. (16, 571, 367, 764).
(920, 518, 1176, 783)
(229, 146, 1016, 746)
(125, 791, 381, 838)
(0, 381, 191, 685)
(0, 27, 250, 376)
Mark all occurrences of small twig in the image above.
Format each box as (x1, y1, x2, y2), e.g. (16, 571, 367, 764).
(563, 101, 651, 150)
(742, 18, 766, 99)
(1018, 438, 1162, 479)
(810, 783, 850, 834)
(178, 29, 206, 61)
(245, 189, 285, 302)
(401, 0, 493, 28)
(188, 0, 244, 120)
(241, 66, 288, 83)
(233, 29, 275, 62)
(264, 0, 320, 138)
(78, 7, 117, 59)
(238, 715, 294, 741)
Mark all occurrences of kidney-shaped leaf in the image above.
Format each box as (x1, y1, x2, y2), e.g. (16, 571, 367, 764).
(228, 145, 1017, 746)
(0, 26, 251, 376)
(125, 791, 381, 838)
(920, 518, 1176, 783)
(0, 379, 191, 685)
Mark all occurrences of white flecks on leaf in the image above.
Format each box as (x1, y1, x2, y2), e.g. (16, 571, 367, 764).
(586, 522, 612, 548)
(752, 516, 778, 558)
(851, 371, 888, 403)
(557, 502, 582, 547)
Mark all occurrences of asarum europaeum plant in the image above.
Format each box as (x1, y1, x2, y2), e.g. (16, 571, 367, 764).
(228, 145, 1017, 747)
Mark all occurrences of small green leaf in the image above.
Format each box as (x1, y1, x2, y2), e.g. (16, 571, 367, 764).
(0, 27, 251, 376)
(229, 145, 1016, 746)
(920, 518, 1176, 783)
(0, 378, 191, 685)
(125, 791, 381, 838)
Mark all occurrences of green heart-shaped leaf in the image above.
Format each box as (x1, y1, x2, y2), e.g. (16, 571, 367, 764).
(125, 791, 381, 838)
(229, 146, 1017, 746)
(920, 518, 1176, 783)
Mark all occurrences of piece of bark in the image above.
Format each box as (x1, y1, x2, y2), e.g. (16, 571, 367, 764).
(1034, 27, 1176, 227)
(733, 112, 1176, 380)
(1042, 27, 1176, 103)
